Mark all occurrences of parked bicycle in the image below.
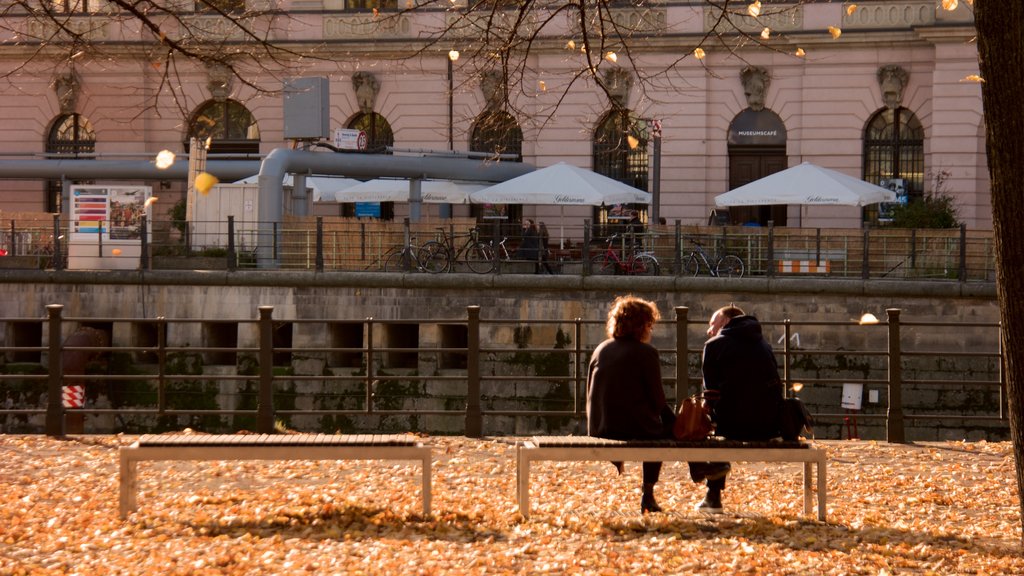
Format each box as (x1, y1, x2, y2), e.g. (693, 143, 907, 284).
(418, 227, 493, 274)
(382, 240, 425, 273)
(473, 235, 514, 274)
(590, 234, 660, 276)
(682, 238, 745, 278)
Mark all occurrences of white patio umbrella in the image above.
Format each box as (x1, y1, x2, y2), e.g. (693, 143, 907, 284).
(470, 162, 652, 206)
(714, 162, 898, 207)
(333, 178, 487, 204)
(470, 162, 652, 248)
(233, 174, 362, 202)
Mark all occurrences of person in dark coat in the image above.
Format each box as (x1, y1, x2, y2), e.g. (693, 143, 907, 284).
(515, 219, 540, 263)
(696, 304, 784, 513)
(587, 295, 674, 513)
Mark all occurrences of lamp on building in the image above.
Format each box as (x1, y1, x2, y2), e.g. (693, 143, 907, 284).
(447, 49, 460, 151)
(628, 118, 662, 224)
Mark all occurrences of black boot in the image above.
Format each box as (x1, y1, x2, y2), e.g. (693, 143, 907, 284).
(641, 483, 662, 513)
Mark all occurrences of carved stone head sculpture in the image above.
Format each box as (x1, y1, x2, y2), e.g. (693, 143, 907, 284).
(206, 63, 233, 102)
(352, 72, 380, 114)
(740, 66, 770, 111)
(480, 69, 505, 110)
(877, 65, 909, 110)
(54, 72, 79, 114)
(602, 68, 632, 109)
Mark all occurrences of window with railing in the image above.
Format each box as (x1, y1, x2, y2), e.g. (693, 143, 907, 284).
(345, 0, 398, 11)
(863, 107, 924, 224)
(470, 109, 523, 229)
(592, 109, 648, 237)
(194, 0, 246, 13)
(346, 112, 395, 219)
(46, 113, 96, 212)
(47, 0, 103, 13)
(185, 99, 260, 155)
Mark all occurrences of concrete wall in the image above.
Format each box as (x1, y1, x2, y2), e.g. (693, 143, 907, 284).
(0, 270, 1004, 440)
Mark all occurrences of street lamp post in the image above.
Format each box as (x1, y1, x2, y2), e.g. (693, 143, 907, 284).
(447, 50, 460, 151)
(650, 119, 662, 225)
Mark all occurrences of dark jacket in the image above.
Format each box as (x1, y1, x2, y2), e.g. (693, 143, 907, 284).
(701, 315, 782, 440)
(587, 337, 666, 439)
(517, 227, 540, 261)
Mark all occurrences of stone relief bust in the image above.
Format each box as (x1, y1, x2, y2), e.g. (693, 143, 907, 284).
(206, 63, 233, 102)
(602, 67, 632, 109)
(740, 66, 770, 111)
(54, 72, 79, 114)
(480, 70, 505, 110)
(878, 65, 909, 110)
(352, 71, 380, 114)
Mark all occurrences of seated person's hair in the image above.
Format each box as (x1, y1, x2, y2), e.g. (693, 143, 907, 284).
(607, 295, 661, 340)
(717, 304, 745, 320)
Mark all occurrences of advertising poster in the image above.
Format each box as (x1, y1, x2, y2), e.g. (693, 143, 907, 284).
(70, 185, 150, 240)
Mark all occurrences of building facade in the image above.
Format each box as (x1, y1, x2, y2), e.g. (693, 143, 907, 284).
(0, 0, 986, 231)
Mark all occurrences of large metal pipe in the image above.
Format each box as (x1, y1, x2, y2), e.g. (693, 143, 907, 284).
(256, 148, 535, 264)
(0, 159, 262, 181)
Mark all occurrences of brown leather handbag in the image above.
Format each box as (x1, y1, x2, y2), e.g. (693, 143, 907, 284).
(673, 394, 715, 441)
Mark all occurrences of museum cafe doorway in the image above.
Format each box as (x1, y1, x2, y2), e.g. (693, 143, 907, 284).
(726, 108, 788, 227)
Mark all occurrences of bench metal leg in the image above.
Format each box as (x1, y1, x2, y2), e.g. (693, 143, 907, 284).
(803, 461, 812, 516)
(817, 459, 827, 521)
(517, 446, 531, 519)
(119, 451, 137, 519)
(422, 454, 432, 516)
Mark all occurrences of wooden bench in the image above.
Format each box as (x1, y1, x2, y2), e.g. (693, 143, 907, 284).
(119, 433, 432, 519)
(516, 436, 826, 520)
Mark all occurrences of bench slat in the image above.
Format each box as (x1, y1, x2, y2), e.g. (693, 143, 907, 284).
(135, 433, 420, 448)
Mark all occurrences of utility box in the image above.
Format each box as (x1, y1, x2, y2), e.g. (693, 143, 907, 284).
(192, 183, 260, 252)
(283, 77, 330, 140)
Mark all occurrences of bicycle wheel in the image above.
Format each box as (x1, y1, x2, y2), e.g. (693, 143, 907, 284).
(715, 255, 745, 278)
(464, 243, 495, 274)
(384, 249, 418, 273)
(630, 254, 660, 276)
(418, 241, 450, 274)
(590, 254, 617, 275)
(682, 254, 701, 276)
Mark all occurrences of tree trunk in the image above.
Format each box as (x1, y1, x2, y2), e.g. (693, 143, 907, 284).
(975, 0, 1024, 542)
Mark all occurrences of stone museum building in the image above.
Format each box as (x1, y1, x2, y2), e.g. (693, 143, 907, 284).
(0, 0, 986, 232)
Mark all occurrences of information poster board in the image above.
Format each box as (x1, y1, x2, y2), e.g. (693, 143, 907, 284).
(68, 185, 151, 270)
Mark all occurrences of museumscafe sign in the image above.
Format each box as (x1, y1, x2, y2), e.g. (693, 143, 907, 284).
(728, 109, 787, 146)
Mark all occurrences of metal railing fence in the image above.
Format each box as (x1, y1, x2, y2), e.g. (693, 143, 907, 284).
(0, 214, 998, 281)
(0, 305, 1004, 442)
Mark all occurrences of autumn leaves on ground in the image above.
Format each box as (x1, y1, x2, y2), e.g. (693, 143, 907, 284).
(0, 435, 1020, 575)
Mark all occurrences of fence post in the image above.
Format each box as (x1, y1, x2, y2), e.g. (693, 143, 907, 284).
(582, 219, 592, 275)
(465, 306, 482, 437)
(366, 318, 375, 413)
(673, 221, 681, 275)
(958, 223, 967, 282)
(52, 214, 64, 271)
(156, 317, 167, 414)
(315, 217, 325, 272)
(9, 220, 16, 255)
(767, 223, 775, 278)
(139, 215, 149, 270)
(45, 304, 64, 437)
(674, 306, 689, 401)
(886, 308, 905, 443)
(783, 319, 791, 397)
(862, 230, 871, 280)
(257, 306, 275, 433)
(227, 216, 237, 271)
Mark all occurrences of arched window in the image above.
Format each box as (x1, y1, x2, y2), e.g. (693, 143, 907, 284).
(470, 109, 523, 229)
(346, 112, 395, 219)
(863, 107, 924, 223)
(592, 110, 649, 236)
(185, 99, 260, 155)
(46, 113, 96, 212)
(348, 112, 394, 154)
